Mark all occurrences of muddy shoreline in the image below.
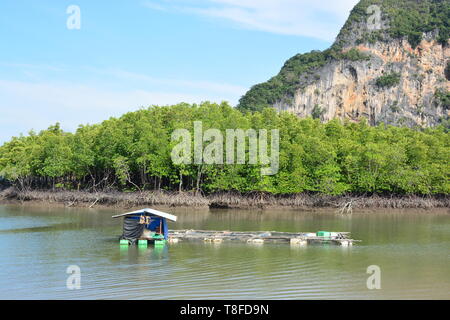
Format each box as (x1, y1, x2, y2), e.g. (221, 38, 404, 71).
(0, 187, 448, 212)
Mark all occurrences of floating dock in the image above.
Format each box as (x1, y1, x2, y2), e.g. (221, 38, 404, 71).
(167, 229, 360, 246)
(113, 208, 360, 247)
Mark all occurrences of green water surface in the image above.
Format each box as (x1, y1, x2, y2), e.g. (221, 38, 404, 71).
(0, 205, 448, 299)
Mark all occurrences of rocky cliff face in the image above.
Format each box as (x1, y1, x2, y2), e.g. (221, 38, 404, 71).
(280, 36, 449, 127)
(239, 0, 450, 127)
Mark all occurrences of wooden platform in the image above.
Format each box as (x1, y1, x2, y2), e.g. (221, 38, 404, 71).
(168, 229, 360, 246)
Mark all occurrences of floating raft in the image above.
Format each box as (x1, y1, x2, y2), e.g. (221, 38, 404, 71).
(168, 230, 360, 246)
(113, 209, 360, 247)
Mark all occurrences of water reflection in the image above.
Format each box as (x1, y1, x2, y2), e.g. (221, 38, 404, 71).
(0, 204, 448, 299)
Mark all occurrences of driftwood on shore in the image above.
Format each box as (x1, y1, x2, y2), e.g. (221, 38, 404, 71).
(0, 187, 449, 210)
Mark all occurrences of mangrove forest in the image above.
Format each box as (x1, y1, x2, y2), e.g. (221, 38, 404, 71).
(0, 102, 449, 196)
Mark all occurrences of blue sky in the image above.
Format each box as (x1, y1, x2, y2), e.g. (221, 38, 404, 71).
(0, 0, 358, 143)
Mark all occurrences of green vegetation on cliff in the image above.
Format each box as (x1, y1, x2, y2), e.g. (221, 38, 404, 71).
(238, 0, 449, 113)
(1, 102, 448, 196)
(237, 50, 329, 112)
(337, 0, 450, 47)
(375, 72, 401, 88)
(434, 88, 450, 110)
(237, 48, 370, 113)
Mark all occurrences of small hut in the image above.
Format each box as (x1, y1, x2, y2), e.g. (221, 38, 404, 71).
(112, 208, 177, 245)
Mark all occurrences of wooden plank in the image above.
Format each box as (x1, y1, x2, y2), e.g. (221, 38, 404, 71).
(167, 229, 357, 245)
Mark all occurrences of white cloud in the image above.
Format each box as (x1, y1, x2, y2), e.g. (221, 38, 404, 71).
(0, 78, 244, 143)
(143, 0, 359, 41)
(0, 61, 248, 143)
(87, 67, 246, 97)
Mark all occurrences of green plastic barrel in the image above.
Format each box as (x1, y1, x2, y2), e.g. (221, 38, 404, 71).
(317, 231, 332, 237)
(138, 240, 148, 246)
(154, 240, 166, 246)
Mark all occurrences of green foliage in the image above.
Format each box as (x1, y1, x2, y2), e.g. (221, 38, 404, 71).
(312, 105, 324, 120)
(375, 72, 401, 88)
(238, 1, 449, 113)
(237, 50, 330, 112)
(390, 101, 400, 113)
(445, 61, 450, 81)
(356, 30, 385, 45)
(434, 88, 450, 110)
(338, 0, 450, 48)
(340, 48, 371, 61)
(0, 102, 448, 195)
(236, 47, 372, 113)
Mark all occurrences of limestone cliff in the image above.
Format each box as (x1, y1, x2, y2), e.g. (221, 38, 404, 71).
(238, 0, 450, 127)
(283, 36, 449, 127)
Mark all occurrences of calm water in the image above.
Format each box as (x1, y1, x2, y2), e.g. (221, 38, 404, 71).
(0, 204, 448, 300)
